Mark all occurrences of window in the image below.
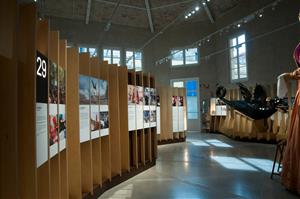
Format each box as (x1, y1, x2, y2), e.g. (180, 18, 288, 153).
(171, 78, 199, 119)
(230, 34, 247, 81)
(125, 50, 142, 71)
(79, 47, 98, 57)
(103, 48, 121, 65)
(171, 48, 198, 66)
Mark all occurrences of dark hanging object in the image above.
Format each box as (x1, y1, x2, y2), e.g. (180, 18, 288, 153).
(216, 83, 288, 120)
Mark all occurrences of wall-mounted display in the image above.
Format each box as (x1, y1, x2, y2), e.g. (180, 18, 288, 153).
(58, 66, 66, 151)
(136, 86, 144, 130)
(156, 96, 161, 134)
(79, 75, 90, 142)
(49, 61, 59, 158)
(210, 98, 227, 116)
(100, 79, 109, 136)
(36, 51, 48, 168)
(172, 96, 179, 133)
(90, 77, 100, 139)
(128, 85, 136, 131)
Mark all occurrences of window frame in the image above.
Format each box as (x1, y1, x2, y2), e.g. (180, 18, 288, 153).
(170, 47, 199, 68)
(229, 33, 248, 83)
(102, 47, 122, 66)
(78, 46, 99, 58)
(125, 49, 143, 71)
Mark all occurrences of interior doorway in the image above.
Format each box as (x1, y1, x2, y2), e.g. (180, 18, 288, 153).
(170, 78, 201, 131)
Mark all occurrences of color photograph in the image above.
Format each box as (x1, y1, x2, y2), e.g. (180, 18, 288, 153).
(128, 85, 137, 105)
(49, 61, 58, 104)
(49, 114, 58, 146)
(100, 79, 108, 105)
(172, 96, 177, 106)
(79, 75, 90, 104)
(136, 86, 144, 105)
(58, 66, 66, 104)
(58, 113, 66, 140)
(178, 96, 184, 106)
(144, 110, 150, 123)
(90, 77, 100, 104)
(150, 88, 156, 105)
(90, 110, 100, 131)
(150, 110, 156, 123)
(144, 87, 150, 105)
(100, 111, 109, 129)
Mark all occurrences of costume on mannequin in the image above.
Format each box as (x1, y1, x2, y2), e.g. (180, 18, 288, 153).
(281, 42, 300, 194)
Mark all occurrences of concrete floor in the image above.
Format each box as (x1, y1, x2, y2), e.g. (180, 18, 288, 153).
(100, 132, 299, 199)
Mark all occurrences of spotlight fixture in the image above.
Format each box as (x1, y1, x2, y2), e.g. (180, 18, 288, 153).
(202, 2, 206, 6)
(207, 0, 210, 2)
(259, 13, 263, 18)
(188, 13, 192, 17)
(195, 6, 200, 11)
(185, 15, 188, 19)
(237, 24, 241, 28)
(192, 10, 195, 14)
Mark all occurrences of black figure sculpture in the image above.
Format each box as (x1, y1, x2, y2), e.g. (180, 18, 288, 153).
(216, 83, 288, 120)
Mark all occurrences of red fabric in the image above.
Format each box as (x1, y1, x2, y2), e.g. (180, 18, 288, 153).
(281, 80, 300, 193)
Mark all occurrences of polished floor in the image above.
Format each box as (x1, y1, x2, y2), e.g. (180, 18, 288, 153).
(100, 132, 299, 199)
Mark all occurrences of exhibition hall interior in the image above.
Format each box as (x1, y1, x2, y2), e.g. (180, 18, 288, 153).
(1, 0, 300, 198)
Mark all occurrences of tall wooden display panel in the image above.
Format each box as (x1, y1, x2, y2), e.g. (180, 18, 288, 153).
(100, 61, 112, 183)
(118, 67, 130, 173)
(66, 47, 82, 199)
(128, 70, 138, 168)
(0, 1, 20, 198)
(109, 64, 122, 177)
(90, 57, 102, 191)
(79, 53, 93, 196)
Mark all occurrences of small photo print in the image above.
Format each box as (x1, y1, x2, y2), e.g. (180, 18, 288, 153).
(100, 79, 108, 105)
(58, 66, 66, 104)
(178, 96, 184, 106)
(150, 110, 156, 123)
(150, 88, 156, 105)
(144, 87, 151, 105)
(157, 95, 160, 106)
(136, 86, 144, 105)
(90, 111, 100, 131)
(128, 85, 137, 105)
(90, 77, 100, 104)
(144, 110, 150, 123)
(79, 75, 90, 104)
(49, 114, 58, 146)
(100, 111, 109, 129)
(58, 113, 66, 140)
(172, 96, 177, 106)
(49, 61, 58, 104)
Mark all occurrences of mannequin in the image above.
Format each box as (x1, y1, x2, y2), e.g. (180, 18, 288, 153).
(281, 11, 300, 194)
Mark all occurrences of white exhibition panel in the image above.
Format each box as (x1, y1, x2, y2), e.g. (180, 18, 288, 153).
(128, 104, 136, 131)
(36, 103, 48, 168)
(172, 106, 179, 133)
(156, 107, 161, 134)
(178, 106, 184, 131)
(136, 105, 144, 130)
(79, 105, 90, 143)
